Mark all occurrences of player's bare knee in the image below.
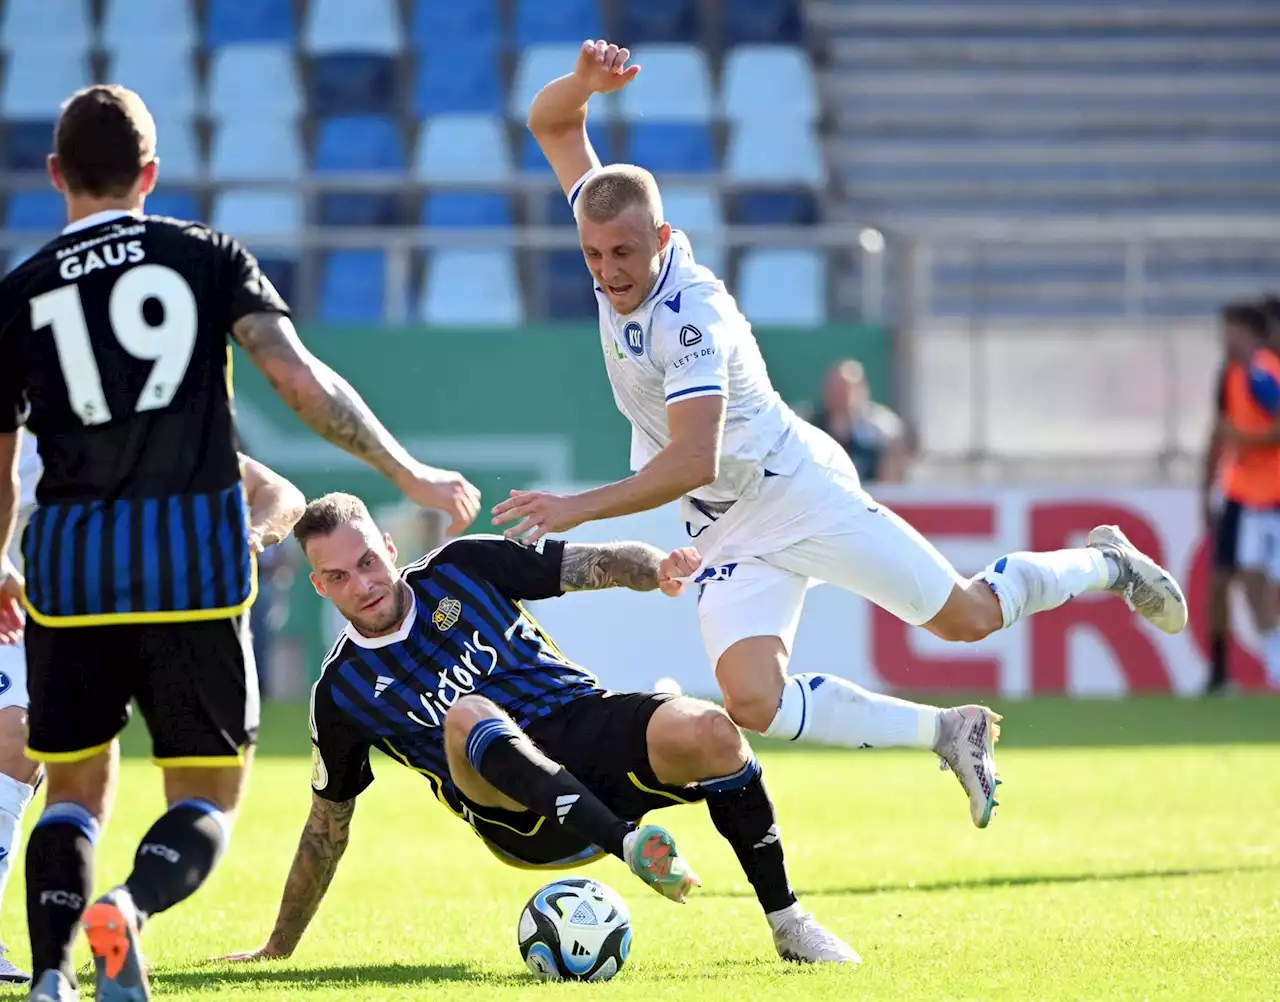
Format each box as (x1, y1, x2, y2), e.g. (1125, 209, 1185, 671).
(45, 754, 115, 822)
(721, 692, 778, 734)
(928, 582, 1002, 643)
(690, 706, 746, 774)
(0, 706, 38, 784)
(164, 760, 250, 815)
(444, 695, 505, 742)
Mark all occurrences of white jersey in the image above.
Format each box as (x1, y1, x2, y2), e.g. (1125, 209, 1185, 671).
(16, 431, 40, 512)
(570, 169, 807, 503)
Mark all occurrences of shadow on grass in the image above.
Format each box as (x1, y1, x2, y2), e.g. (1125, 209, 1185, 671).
(700, 861, 1280, 901)
(154, 961, 533, 990)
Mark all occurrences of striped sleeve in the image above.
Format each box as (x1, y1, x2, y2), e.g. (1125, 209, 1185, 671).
(567, 167, 601, 209)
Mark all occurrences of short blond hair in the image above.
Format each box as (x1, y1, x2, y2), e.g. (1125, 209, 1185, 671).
(575, 164, 663, 227)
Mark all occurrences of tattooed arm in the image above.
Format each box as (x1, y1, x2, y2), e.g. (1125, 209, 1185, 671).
(232, 313, 480, 534)
(221, 794, 355, 961)
(558, 541, 668, 592)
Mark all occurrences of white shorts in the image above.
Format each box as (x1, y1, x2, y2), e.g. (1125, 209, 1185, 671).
(1235, 505, 1280, 579)
(0, 508, 30, 712)
(683, 424, 962, 666)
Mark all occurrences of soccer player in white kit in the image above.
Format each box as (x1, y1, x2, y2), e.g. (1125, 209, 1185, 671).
(497, 41, 1189, 835)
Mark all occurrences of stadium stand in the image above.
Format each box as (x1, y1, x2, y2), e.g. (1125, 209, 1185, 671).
(2, 0, 1271, 327)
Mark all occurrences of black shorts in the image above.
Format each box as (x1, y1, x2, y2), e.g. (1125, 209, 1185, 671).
(1214, 498, 1243, 570)
(25, 616, 259, 765)
(460, 691, 704, 868)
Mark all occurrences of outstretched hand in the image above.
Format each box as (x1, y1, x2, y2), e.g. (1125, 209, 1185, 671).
(574, 39, 641, 94)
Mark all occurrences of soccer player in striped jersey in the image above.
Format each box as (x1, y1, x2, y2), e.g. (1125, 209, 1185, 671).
(498, 40, 1189, 834)
(223, 493, 858, 966)
(0, 85, 480, 1002)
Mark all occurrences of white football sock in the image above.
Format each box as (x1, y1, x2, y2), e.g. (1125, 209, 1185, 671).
(763, 674, 941, 749)
(1264, 628, 1280, 687)
(0, 771, 35, 906)
(978, 549, 1114, 630)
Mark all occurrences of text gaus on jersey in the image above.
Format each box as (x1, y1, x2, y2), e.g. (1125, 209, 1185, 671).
(58, 240, 145, 281)
(406, 629, 500, 729)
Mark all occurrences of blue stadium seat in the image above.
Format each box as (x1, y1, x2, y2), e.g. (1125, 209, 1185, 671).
(724, 0, 803, 45)
(304, 0, 402, 55)
(726, 121, 823, 185)
(410, 0, 501, 50)
(722, 46, 817, 124)
(205, 0, 295, 46)
(211, 119, 304, 180)
(101, 0, 195, 50)
(542, 190, 576, 226)
(414, 45, 504, 116)
(212, 191, 304, 239)
(0, 0, 91, 51)
(320, 251, 387, 322)
(618, 45, 711, 121)
(662, 186, 723, 271)
(543, 250, 598, 319)
(145, 190, 201, 221)
(257, 256, 298, 307)
(108, 48, 199, 119)
(617, 0, 699, 44)
(521, 122, 615, 173)
(309, 54, 398, 116)
(737, 249, 825, 325)
(415, 115, 513, 181)
(314, 116, 405, 172)
(422, 192, 513, 228)
(511, 44, 617, 121)
(421, 250, 523, 324)
(730, 190, 819, 226)
(206, 45, 302, 122)
(625, 123, 714, 173)
(317, 193, 404, 227)
(5, 191, 64, 231)
(4, 119, 54, 170)
(152, 118, 202, 182)
(514, 0, 603, 47)
(1, 49, 91, 118)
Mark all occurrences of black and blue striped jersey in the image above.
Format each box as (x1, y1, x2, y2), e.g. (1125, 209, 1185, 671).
(0, 210, 289, 625)
(308, 535, 600, 813)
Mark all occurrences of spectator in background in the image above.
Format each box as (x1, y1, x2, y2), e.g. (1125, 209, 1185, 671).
(1203, 302, 1280, 694)
(811, 359, 912, 484)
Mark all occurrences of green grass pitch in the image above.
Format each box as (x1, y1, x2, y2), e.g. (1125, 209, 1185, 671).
(3, 698, 1276, 1000)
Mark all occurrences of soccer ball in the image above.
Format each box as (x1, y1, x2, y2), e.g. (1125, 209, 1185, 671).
(517, 877, 632, 981)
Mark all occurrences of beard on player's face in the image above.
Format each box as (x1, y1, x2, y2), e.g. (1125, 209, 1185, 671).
(307, 522, 407, 637)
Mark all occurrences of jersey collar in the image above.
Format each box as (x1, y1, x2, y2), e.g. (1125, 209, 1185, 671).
(61, 209, 140, 235)
(342, 580, 418, 649)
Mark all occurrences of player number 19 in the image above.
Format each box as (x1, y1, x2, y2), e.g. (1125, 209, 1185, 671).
(29, 264, 198, 426)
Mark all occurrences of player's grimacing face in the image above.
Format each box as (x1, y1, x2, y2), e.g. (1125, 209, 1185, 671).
(306, 522, 405, 636)
(579, 206, 671, 315)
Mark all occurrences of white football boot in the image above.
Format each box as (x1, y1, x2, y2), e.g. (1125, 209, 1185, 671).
(934, 705, 1002, 828)
(1087, 524, 1187, 634)
(771, 910, 862, 965)
(0, 943, 31, 985)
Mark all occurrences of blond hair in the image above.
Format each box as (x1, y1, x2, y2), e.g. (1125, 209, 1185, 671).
(575, 164, 664, 228)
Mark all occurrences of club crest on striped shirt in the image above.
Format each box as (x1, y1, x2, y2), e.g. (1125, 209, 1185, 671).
(432, 597, 462, 631)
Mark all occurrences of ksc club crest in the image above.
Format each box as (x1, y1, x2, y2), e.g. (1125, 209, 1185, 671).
(432, 597, 462, 631)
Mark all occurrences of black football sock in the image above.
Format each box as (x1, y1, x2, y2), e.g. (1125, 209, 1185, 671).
(1207, 632, 1228, 691)
(125, 798, 229, 923)
(466, 717, 634, 858)
(702, 758, 797, 915)
(26, 802, 99, 985)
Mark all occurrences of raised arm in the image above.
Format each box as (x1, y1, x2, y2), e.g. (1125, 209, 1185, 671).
(232, 312, 479, 534)
(528, 40, 639, 195)
(239, 453, 305, 552)
(222, 793, 355, 961)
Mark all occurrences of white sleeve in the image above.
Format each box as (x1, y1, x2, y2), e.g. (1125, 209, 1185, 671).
(567, 167, 601, 209)
(651, 296, 730, 405)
